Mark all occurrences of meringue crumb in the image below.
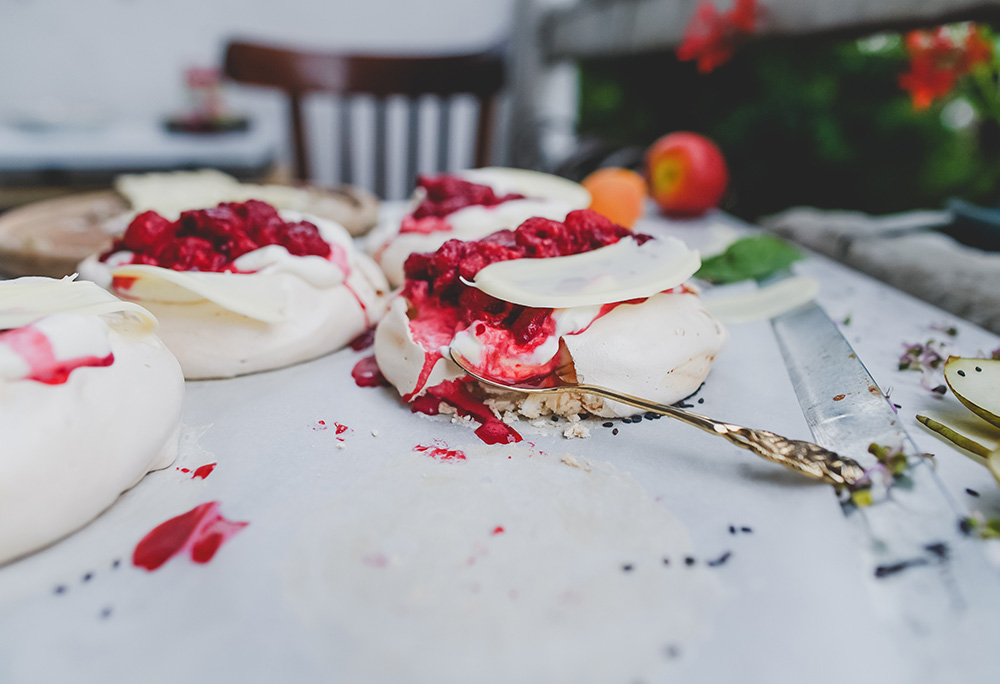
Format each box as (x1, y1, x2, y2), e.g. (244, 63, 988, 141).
(371, 429, 380, 437)
(561, 454, 592, 471)
(562, 420, 591, 439)
(336, 442, 347, 450)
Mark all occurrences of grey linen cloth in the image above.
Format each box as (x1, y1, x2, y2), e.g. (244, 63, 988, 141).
(761, 206, 1000, 335)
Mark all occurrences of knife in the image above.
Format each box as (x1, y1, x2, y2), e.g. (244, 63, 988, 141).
(772, 301, 1000, 678)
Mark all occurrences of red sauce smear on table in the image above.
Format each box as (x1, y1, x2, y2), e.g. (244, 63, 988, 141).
(352, 355, 388, 387)
(0, 324, 114, 384)
(132, 501, 248, 571)
(413, 441, 466, 461)
(191, 463, 216, 480)
(411, 379, 522, 445)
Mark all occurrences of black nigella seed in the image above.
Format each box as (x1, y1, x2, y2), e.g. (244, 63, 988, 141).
(100, 606, 113, 620)
(975, 366, 982, 372)
(894, 403, 903, 409)
(741, 526, 753, 533)
(603, 422, 614, 428)
(644, 412, 657, 421)
(707, 551, 732, 567)
(664, 644, 681, 659)
(111, 559, 121, 569)
(684, 556, 696, 566)
(612, 428, 619, 435)
(924, 542, 949, 560)
(662, 557, 670, 566)
(728, 525, 736, 534)
(959, 518, 975, 534)
(698, 398, 705, 404)
(82, 572, 93, 583)
(622, 563, 634, 572)
(932, 384, 947, 394)
(53, 585, 67, 595)
(967, 488, 980, 497)
(957, 370, 966, 377)
(550, 416, 559, 422)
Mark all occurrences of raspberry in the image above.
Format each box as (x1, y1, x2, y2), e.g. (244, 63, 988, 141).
(153, 237, 226, 271)
(401, 209, 648, 347)
(101, 201, 335, 272)
(508, 307, 555, 346)
(279, 221, 332, 258)
(411, 174, 525, 219)
(515, 217, 572, 258)
(120, 211, 176, 252)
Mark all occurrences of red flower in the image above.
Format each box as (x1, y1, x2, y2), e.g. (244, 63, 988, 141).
(899, 24, 994, 110)
(677, 0, 760, 73)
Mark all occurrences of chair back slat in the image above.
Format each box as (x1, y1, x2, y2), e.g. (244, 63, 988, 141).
(223, 40, 506, 197)
(406, 103, 420, 194)
(436, 100, 451, 174)
(374, 100, 389, 200)
(289, 93, 309, 181)
(338, 99, 353, 188)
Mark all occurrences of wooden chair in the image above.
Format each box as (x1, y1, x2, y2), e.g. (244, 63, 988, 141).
(223, 40, 506, 199)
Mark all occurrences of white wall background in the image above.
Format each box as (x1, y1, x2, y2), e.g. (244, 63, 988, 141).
(0, 0, 578, 197)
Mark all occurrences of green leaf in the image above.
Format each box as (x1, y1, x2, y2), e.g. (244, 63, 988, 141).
(695, 235, 802, 284)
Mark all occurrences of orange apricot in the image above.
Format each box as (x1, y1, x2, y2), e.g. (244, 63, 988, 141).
(580, 167, 648, 228)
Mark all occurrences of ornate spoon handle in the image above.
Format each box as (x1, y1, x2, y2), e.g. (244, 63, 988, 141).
(568, 383, 866, 488)
(449, 348, 866, 488)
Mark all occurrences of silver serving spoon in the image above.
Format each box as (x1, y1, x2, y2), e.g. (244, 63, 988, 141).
(450, 348, 866, 488)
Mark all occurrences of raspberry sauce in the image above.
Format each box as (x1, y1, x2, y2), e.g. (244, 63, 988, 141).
(132, 501, 248, 571)
(0, 324, 114, 384)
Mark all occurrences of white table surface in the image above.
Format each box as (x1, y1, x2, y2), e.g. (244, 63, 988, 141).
(0, 210, 998, 684)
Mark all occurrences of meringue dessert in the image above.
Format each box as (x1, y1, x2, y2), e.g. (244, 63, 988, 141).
(373, 209, 728, 441)
(368, 167, 591, 286)
(0, 276, 184, 565)
(79, 200, 389, 379)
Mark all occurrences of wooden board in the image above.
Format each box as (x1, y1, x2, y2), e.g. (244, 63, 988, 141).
(0, 190, 126, 278)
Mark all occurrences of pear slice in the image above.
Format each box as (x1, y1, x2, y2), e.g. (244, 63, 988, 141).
(916, 410, 1000, 486)
(916, 410, 1000, 462)
(943, 356, 1000, 428)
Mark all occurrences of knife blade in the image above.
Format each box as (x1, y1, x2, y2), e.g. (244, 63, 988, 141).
(772, 300, 999, 678)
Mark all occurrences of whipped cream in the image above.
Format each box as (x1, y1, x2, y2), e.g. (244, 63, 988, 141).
(79, 212, 389, 379)
(0, 278, 184, 565)
(369, 168, 591, 286)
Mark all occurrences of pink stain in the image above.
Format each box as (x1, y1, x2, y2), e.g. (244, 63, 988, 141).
(413, 440, 466, 461)
(111, 275, 137, 291)
(313, 420, 328, 431)
(362, 553, 388, 568)
(400, 215, 453, 235)
(492, 526, 505, 535)
(0, 325, 114, 384)
(132, 501, 248, 571)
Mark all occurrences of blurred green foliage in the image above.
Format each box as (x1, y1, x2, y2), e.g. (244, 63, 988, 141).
(577, 36, 1000, 220)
